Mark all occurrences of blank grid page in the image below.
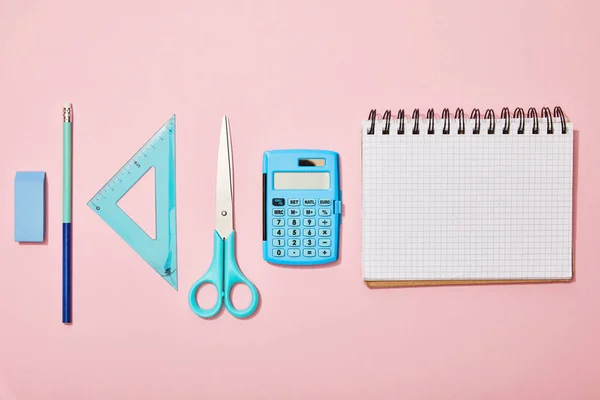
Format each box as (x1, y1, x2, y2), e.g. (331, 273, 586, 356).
(362, 119, 573, 281)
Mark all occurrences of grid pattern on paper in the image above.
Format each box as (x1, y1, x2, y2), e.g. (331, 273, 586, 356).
(361, 118, 573, 281)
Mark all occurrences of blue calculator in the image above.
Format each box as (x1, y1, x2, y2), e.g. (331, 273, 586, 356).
(262, 150, 342, 266)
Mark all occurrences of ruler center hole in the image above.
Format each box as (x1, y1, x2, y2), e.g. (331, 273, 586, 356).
(117, 166, 156, 239)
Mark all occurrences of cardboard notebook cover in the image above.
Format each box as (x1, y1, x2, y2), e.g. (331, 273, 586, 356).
(365, 271, 574, 288)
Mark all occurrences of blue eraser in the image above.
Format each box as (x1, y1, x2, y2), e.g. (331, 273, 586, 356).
(14, 171, 46, 242)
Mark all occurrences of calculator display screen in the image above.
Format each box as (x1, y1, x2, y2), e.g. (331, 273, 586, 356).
(273, 172, 330, 190)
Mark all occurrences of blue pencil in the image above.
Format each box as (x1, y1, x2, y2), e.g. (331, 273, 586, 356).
(62, 103, 73, 324)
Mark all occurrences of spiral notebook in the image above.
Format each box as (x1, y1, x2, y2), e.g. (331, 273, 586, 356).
(361, 107, 573, 288)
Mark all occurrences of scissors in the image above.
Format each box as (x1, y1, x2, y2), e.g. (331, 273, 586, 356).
(188, 116, 259, 319)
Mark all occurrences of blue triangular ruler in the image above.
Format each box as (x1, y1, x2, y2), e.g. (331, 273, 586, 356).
(87, 115, 178, 289)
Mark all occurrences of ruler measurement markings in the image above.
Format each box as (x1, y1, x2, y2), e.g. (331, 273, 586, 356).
(95, 137, 162, 201)
(88, 121, 170, 201)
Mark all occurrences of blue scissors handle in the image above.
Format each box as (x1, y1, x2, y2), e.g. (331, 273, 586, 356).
(188, 231, 259, 319)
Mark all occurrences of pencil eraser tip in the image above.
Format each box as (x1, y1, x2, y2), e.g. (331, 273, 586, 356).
(64, 102, 71, 109)
(14, 171, 46, 243)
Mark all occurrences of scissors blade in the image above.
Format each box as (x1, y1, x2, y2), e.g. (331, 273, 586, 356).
(215, 115, 234, 238)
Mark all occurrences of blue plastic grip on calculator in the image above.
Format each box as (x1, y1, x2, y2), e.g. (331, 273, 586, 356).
(262, 150, 342, 266)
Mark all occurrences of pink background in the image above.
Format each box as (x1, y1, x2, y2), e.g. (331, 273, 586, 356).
(1, 0, 599, 398)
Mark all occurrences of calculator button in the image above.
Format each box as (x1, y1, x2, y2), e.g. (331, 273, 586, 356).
(318, 248, 331, 257)
(272, 249, 284, 257)
(318, 219, 331, 227)
(288, 199, 300, 206)
(272, 218, 284, 226)
(272, 198, 285, 206)
(319, 228, 331, 237)
(318, 239, 331, 247)
(303, 238, 315, 247)
(288, 218, 300, 227)
(287, 249, 300, 257)
(303, 218, 315, 227)
(272, 209, 285, 216)
(303, 249, 316, 257)
(303, 229, 315, 237)
(318, 208, 331, 216)
(303, 199, 316, 206)
(288, 209, 300, 216)
(272, 228, 284, 237)
(287, 238, 300, 247)
(319, 199, 331, 206)
(272, 239, 284, 247)
(303, 209, 316, 216)
(288, 228, 300, 237)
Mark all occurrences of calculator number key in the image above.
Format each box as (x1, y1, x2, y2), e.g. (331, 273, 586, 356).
(288, 209, 300, 216)
(288, 238, 300, 247)
(288, 228, 300, 237)
(303, 249, 316, 257)
(303, 229, 315, 237)
(288, 218, 300, 227)
(318, 229, 331, 237)
(318, 208, 331, 217)
(303, 218, 315, 227)
(272, 218, 285, 226)
(287, 249, 300, 257)
(272, 228, 284, 237)
(318, 248, 331, 257)
(273, 249, 284, 257)
(318, 219, 331, 227)
(303, 209, 316, 216)
(303, 238, 315, 247)
(272, 239, 284, 247)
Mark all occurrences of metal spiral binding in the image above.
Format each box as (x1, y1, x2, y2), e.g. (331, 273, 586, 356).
(470, 109, 481, 134)
(455, 108, 465, 134)
(397, 109, 405, 134)
(501, 107, 510, 134)
(484, 109, 495, 134)
(382, 110, 391, 135)
(365, 106, 568, 135)
(412, 109, 420, 134)
(541, 107, 553, 134)
(367, 109, 376, 135)
(426, 109, 435, 134)
(527, 108, 539, 134)
(441, 108, 450, 135)
(514, 108, 525, 134)
(554, 106, 566, 134)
